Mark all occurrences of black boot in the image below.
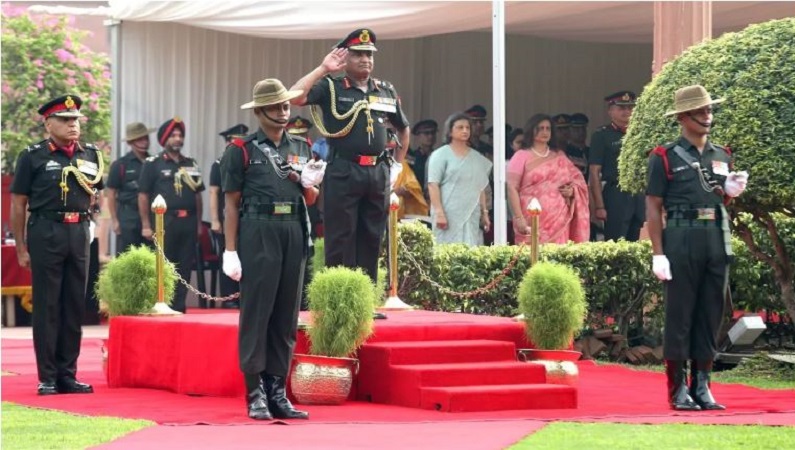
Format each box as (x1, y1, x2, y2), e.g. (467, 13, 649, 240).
(690, 360, 726, 410)
(263, 373, 309, 419)
(665, 360, 701, 411)
(244, 373, 272, 420)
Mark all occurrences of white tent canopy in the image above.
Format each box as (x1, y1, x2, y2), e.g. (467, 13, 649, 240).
(102, 0, 793, 43)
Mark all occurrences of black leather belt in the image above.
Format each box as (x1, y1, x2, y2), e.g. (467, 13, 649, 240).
(34, 211, 90, 223)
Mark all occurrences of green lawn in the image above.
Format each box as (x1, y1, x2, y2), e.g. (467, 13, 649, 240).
(510, 422, 795, 449)
(1, 402, 153, 450)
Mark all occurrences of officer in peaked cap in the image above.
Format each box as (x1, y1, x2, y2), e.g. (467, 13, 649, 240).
(286, 116, 313, 140)
(464, 104, 493, 158)
(11, 94, 104, 395)
(107, 122, 156, 255)
(137, 116, 204, 313)
(551, 114, 572, 151)
(407, 119, 439, 197)
(566, 113, 590, 179)
(209, 124, 249, 308)
(289, 28, 410, 294)
(588, 90, 644, 242)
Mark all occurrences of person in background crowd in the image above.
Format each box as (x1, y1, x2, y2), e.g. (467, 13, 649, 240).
(427, 112, 492, 246)
(566, 113, 590, 179)
(11, 94, 103, 395)
(285, 116, 314, 146)
(647, 85, 747, 412)
(589, 91, 645, 242)
(507, 113, 589, 245)
(138, 117, 204, 313)
(551, 114, 572, 152)
(406, 119, 438, 199)
(210, 123, 249, 308)
(107, 122, 154, 254)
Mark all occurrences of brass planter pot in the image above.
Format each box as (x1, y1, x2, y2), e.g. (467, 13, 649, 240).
(517, 349, 581, 386)
(289, 354, 359, 405)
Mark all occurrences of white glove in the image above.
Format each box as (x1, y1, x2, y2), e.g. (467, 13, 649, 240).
(88, 221, 96, 242)
(652, 255, 672, 281)
(300, 160, 326, 188)
(724, 171, 748, 198)
(223, 250, 242, 281)
(390, 162, 403, 190)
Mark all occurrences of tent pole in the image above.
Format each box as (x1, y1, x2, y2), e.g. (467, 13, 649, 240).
(105, 18, 122, 257)
(492, 0, 507, 245)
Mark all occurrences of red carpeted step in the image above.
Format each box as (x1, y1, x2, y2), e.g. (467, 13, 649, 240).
(386, 361, 548, 408)
(420, 384, 577, 412)
(359, 340, 518, 365)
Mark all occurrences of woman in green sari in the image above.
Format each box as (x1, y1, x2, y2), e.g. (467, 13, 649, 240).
(427, 112, 493, 245)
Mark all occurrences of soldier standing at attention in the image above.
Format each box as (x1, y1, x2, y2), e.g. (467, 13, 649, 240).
(11, 94, 103, 395)
(137, 117, 204, 313)
(211, 124, 248, 308)
(589, 91, 646, 241)
(107, 122, 154, 254)
(289, 28, 410, 287)
(221, 78, 322, 420)
(647, 85, 747, 411)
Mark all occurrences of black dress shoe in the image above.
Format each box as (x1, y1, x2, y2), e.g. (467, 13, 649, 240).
(56, 378, 94, 394)
(37, 381, 58, 396)
(373, 312, 387, 320)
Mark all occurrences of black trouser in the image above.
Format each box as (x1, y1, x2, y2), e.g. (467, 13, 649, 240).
(603, 182, 645, 241)
(322, 159, 388, 283)
(163, 213, 197, 313)
(237, 218, 305, 376)
(83, 238, 101, 325)
(116, 204, 146, 254)
(27, 214, 89, 383)
(213, 231, 240, 298)
(663, 226, 729, 361)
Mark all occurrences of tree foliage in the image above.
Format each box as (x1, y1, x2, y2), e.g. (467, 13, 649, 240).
(1, 6, 111, 173)
(619, 18, 795, 324)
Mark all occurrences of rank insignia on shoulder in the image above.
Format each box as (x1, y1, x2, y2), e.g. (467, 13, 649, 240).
(146, 155, 157, 162)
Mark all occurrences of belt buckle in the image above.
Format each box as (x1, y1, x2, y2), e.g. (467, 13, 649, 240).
(176, 209, 189, 218)
(697, 208, 716, 220)
(273, 202, 292, 215)
(63, 212, 79, 223)
(358, 155, 377, 166)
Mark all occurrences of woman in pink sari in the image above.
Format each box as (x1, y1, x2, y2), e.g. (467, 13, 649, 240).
(507, 114, 589, 244)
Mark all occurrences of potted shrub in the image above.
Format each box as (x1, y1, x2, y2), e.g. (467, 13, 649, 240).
(290, 266, 376, 405)
(516, 261, 587, 385)
(95, 245, 177, 316)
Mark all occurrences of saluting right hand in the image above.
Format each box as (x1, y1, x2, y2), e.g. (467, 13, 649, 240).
(141, 227, 154, 241)
(322, 48, 348, 73)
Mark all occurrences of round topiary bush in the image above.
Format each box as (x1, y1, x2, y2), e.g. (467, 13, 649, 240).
(620, 17, 795, 324)
(96, 245, 176, 316)
(306, 266, 375, 357)
(517, 261, 587, 350)
(620, 18, 795, 208)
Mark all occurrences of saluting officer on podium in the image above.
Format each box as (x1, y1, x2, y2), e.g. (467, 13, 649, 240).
(11, 94, 103, 395)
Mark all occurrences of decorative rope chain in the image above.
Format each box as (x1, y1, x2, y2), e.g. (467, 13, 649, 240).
(152, 234, 240, 302)
(310, 78, 374, 139)
(397, 237, 527, 299)
(59, 155, 104, 204)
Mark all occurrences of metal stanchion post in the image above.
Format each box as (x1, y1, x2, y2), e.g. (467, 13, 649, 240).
(527, 198, 542, 266)
(382, 192, 412, 311)
(145, 194, 181, 315)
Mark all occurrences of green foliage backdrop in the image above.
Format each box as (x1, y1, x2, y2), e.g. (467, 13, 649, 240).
(1, 7, 111, 173)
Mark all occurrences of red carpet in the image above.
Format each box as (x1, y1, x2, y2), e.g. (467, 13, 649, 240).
(3, 337, 794, 426)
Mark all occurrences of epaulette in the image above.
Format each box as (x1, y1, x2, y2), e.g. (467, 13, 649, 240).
(713, 143, 730, 155)
(596, 125, 611, 132)
(243, 134, 256, 143)
(145, 155, 157, 162)
(376, 78, 395, 91)
(83, 142, 98, 150)
(651, 145, 673, 180)
(214, 158, 221, 165)
(290, 134, 308, 144)
(27, 140, 47, 152)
